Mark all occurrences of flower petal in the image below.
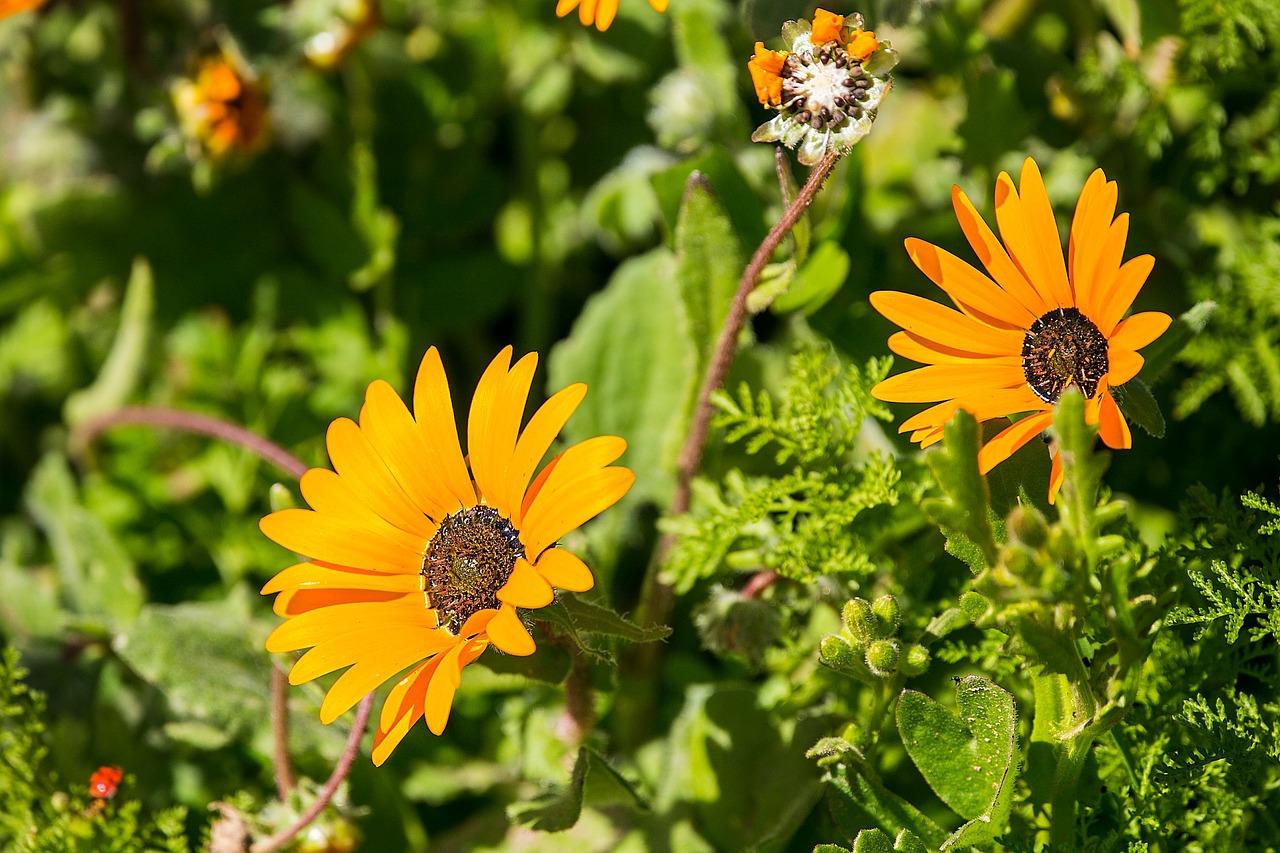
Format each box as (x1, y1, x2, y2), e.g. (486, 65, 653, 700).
(261, 562, 420, 596)
(1108, 349, 1144, 386)
(593, 0, 620, 30)
(1048, 449, 1065, 505)
(260, 509, 421, 575)
(904, 237, 1035, 328)
(871, 359, 1026, 403)
(496, 558, 554, 608)
(373, 658, 439, 766)
(272, 587, 404, 618)
(977, 410, 1054, 475)
(520, 435, 628, 524)
(299, 469, 429, 557)
(508, 383, 586, 528)
(522, 467, 635, 559)
(1096, 254, 1155, 337)
(952, 184, 1051, 318)
(1069, 171, 1117, 315)
(897, 386, 1046, 433)
(289, 625, 454, 686)
(870, 291, 1024, 355)
(1008, 159, 1073, 309)
(325, 419, 437, 541)
(412, 347, 476, 512)
(487, 604, 535, 656)
(888, 331, 1003, 364)
(481, 352, 538, 518)
(467, 347, 513, 509)
(534, 548, 594, 593)
(265, 596, 432, 653)
(1098, 392, 1132, 450)
(362, 380, 454, 523)
(318, 642, 433, 724)
(1110, 311, 1171, 354)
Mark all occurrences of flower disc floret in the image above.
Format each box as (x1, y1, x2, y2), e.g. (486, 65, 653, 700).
(422, 506, 525, 635)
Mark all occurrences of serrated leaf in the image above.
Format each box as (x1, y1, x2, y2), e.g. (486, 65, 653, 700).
(653, 148, 766, 249)
(549, 596, 672, 645)
(772, 241, 850, 315)
(64, 257, 153, 427)
(508, 747, 647, 832)
(113, 600, 271, 747)
(921, 411, 998, 571)
(1111, 377, 1166, 438)
(675, 172, 744, 368)
(824, 758, 947, 849)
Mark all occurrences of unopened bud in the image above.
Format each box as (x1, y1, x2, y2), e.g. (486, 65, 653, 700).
(871, 595, 900, 638)
(900, 644, 930, 677)
(864, 638, 900, 677)
(1007, 504, 1048, 548)
(820, 634, 858, 671)
(852, 828, 893, 853)
(842, 598, 874, 645)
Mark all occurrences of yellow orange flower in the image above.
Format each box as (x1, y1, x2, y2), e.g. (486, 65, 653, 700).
(173, 53, 268, 160)
(748, 42, 787, 106)
(260, 347, 634, 764)
(871, 158, 1171, 502)
(0, 0, 46, 20)
(555, 0, 668, 31)
(811, 9, 845, 44)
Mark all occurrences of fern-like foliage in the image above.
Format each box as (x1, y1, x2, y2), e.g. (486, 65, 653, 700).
(662, 347, 898, 593)
(0, 648, 190, 853)
(1179, 0, 1280, 74)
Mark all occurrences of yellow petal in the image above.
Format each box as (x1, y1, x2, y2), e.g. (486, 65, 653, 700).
(1108, 349, 1144, 386)
(319, 645, 429, 725)
(373, 658, 438, 765)
(507, 383, 587, 529)
(578, 0, 599, 26)
(362, 380, 454, 523)
(649, 0, 668, 9)
(458, 608, 498, 637)
(888, 331, 1001, 365)
(904, 237, 1035, 328)
(265, 596, 431, 653)
(261, 562, 420, 596)
(977, 410, 1054, 475)
(1069, 171, 1117, 316)
(1048, 449, 1065, 505)
(521, 466, 635, 559)
(870, 291, 1024, 355)
(260, 509, 421, 575)
(497, 558, 555, 608)
(467, 347, 513, 509)
(1098, 392, 1132, 450)
(535, 548, 594, 593)
(424, 641, 469, 734)
(871, 359, 1026, 403)
(555, 0, 578, 16)
(487, 605, 535, 656)
(593, 0, 620, 29)
(952, 184, 1051, 318)
(325, 419, 437, 541)
(1011, 159, 1074, 308)
(290, 625, 453, 685)
(1095, 254, 1155, 336)
(480, 352, 538, 518)
(299, 469, 429, 557)
(271, 587, 404, 618)
(897, 387, 1046, 433)
(412, 347, 476, 513)
(1110, 311, 1170, 353)
(520, 435, 628, 523)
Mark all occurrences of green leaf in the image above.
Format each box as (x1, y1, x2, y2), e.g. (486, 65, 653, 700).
(23, 452, 144, 626)
(548, 248, 698, 512)
(508, 747, 647, 832)
(1111, 377, 1166, 438)
(542, 595, 671, 648)
(1052, 391, 1106, 536)
(921, 410, 998, 571)
(1140, 300, 1215, 383)
(852, 829, 893, 853)
(897, 676, 1017, 823)
(653, 148, 767, 249)
(675, 171, 744, 368)
(823, 755, 947, 849)
(771, 241, 850, 315)
(64, 257, 153, 427)
(113, 599, 271, 749)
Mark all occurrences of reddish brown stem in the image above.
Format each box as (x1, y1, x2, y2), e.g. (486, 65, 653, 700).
(250, 694, 374, 853)
(742, 570, 780, 599)
(270, 664, 297, 801)
(74, 406, 310, 480)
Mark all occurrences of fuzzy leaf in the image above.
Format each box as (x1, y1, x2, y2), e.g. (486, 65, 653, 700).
(772, 241, 850, 315)
(921, 411, 998, 571)
(1112, 377, 1166, 438)
(675, 171, 743, 368)
(1141, 300, 1215, 383)
(508, 746, 647, 832)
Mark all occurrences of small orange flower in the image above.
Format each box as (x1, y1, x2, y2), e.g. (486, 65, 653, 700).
(0, 0, 46, 20)
(871, 158, 1171, 502)
(261, 347, 634, 765)
(748, 42, 787, 106)
(811, 9, 845, 44)
(554, 0, 668, 31)
(173, 53, 268, 160)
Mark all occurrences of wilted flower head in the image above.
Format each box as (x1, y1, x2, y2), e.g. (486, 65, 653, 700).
(172, 50, 268, 161)
(749, 9, 897, 165)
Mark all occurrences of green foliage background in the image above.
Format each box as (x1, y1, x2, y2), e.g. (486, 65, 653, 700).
(1, 0, 1279, 849)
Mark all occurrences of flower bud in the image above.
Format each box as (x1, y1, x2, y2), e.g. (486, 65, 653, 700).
(864, 638, 900, 676)
(1006, 504, 1048, 548)
(852, 828, 893, 853)
(959, 591, 991, 625)
(871, 594, 900, 638)
(820, 634, 859, 671)
(841, 598, 875, 645)
(900, 643, 930, 677)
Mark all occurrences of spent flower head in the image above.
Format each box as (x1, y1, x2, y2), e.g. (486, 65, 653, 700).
(749, 9, 897, 165)
(172, 48, 269, 162)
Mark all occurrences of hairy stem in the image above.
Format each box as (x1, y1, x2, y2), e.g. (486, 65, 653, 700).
(636, 148, 842, 628)
(270, 664, 296, 801)
(250, 693, 374, 853)
(73, 406, 309, 480)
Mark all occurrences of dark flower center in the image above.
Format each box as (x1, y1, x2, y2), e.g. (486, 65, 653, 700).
(779, 43, 872, 130)
(421, 506, 524, 635)
(1021, 307, 1110, 403)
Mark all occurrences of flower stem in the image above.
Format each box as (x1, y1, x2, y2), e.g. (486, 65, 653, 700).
(250, 693, 374, 853)
(638, 149, 842, 627)
(72, 406, 309, 481)
(270, 663, 296, 801)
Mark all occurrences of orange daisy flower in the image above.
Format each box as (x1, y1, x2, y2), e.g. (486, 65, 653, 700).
(173, 52, 268, 160)
(554, 0, 667, 31)
(871, 158, 1171, 502)
(261, 347, 634, 765)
